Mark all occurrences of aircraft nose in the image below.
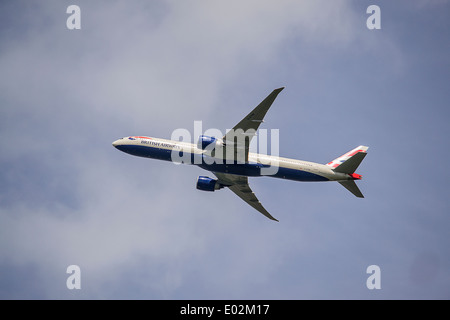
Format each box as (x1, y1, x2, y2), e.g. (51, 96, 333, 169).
(112, 139, 121, 148)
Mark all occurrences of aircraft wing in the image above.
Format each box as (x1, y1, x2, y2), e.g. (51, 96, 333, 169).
(221, 87, 284, 163)
(213, 172, 278, 221)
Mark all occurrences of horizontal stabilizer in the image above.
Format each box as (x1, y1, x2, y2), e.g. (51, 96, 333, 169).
(338, 180, 364, 198)
(333, 152, 367, 174)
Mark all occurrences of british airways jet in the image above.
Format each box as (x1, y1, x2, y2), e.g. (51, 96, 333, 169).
(112, 87, 368, 221)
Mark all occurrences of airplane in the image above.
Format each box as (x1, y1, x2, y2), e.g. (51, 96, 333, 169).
(112, 87, 368, 221)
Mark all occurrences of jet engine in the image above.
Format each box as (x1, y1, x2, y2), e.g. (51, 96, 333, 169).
(196, 176, 224, 192)
(197, 135, 223, 150)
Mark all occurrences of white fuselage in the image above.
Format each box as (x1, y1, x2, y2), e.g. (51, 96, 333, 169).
(112, 136, 352, 182)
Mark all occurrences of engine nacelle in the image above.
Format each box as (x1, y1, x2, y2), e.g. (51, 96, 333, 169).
(197, 135, 223, 150)
(196, 176, 223, 192)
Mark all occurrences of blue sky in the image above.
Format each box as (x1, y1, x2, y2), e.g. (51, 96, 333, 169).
(1, 0, 449, 299)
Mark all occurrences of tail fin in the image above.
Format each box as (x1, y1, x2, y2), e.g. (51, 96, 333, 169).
(327, 146, 369, 198)
(326, 145, 368, 173)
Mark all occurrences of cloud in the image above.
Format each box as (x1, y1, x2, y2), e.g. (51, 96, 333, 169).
(1, 0, 450, 299)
